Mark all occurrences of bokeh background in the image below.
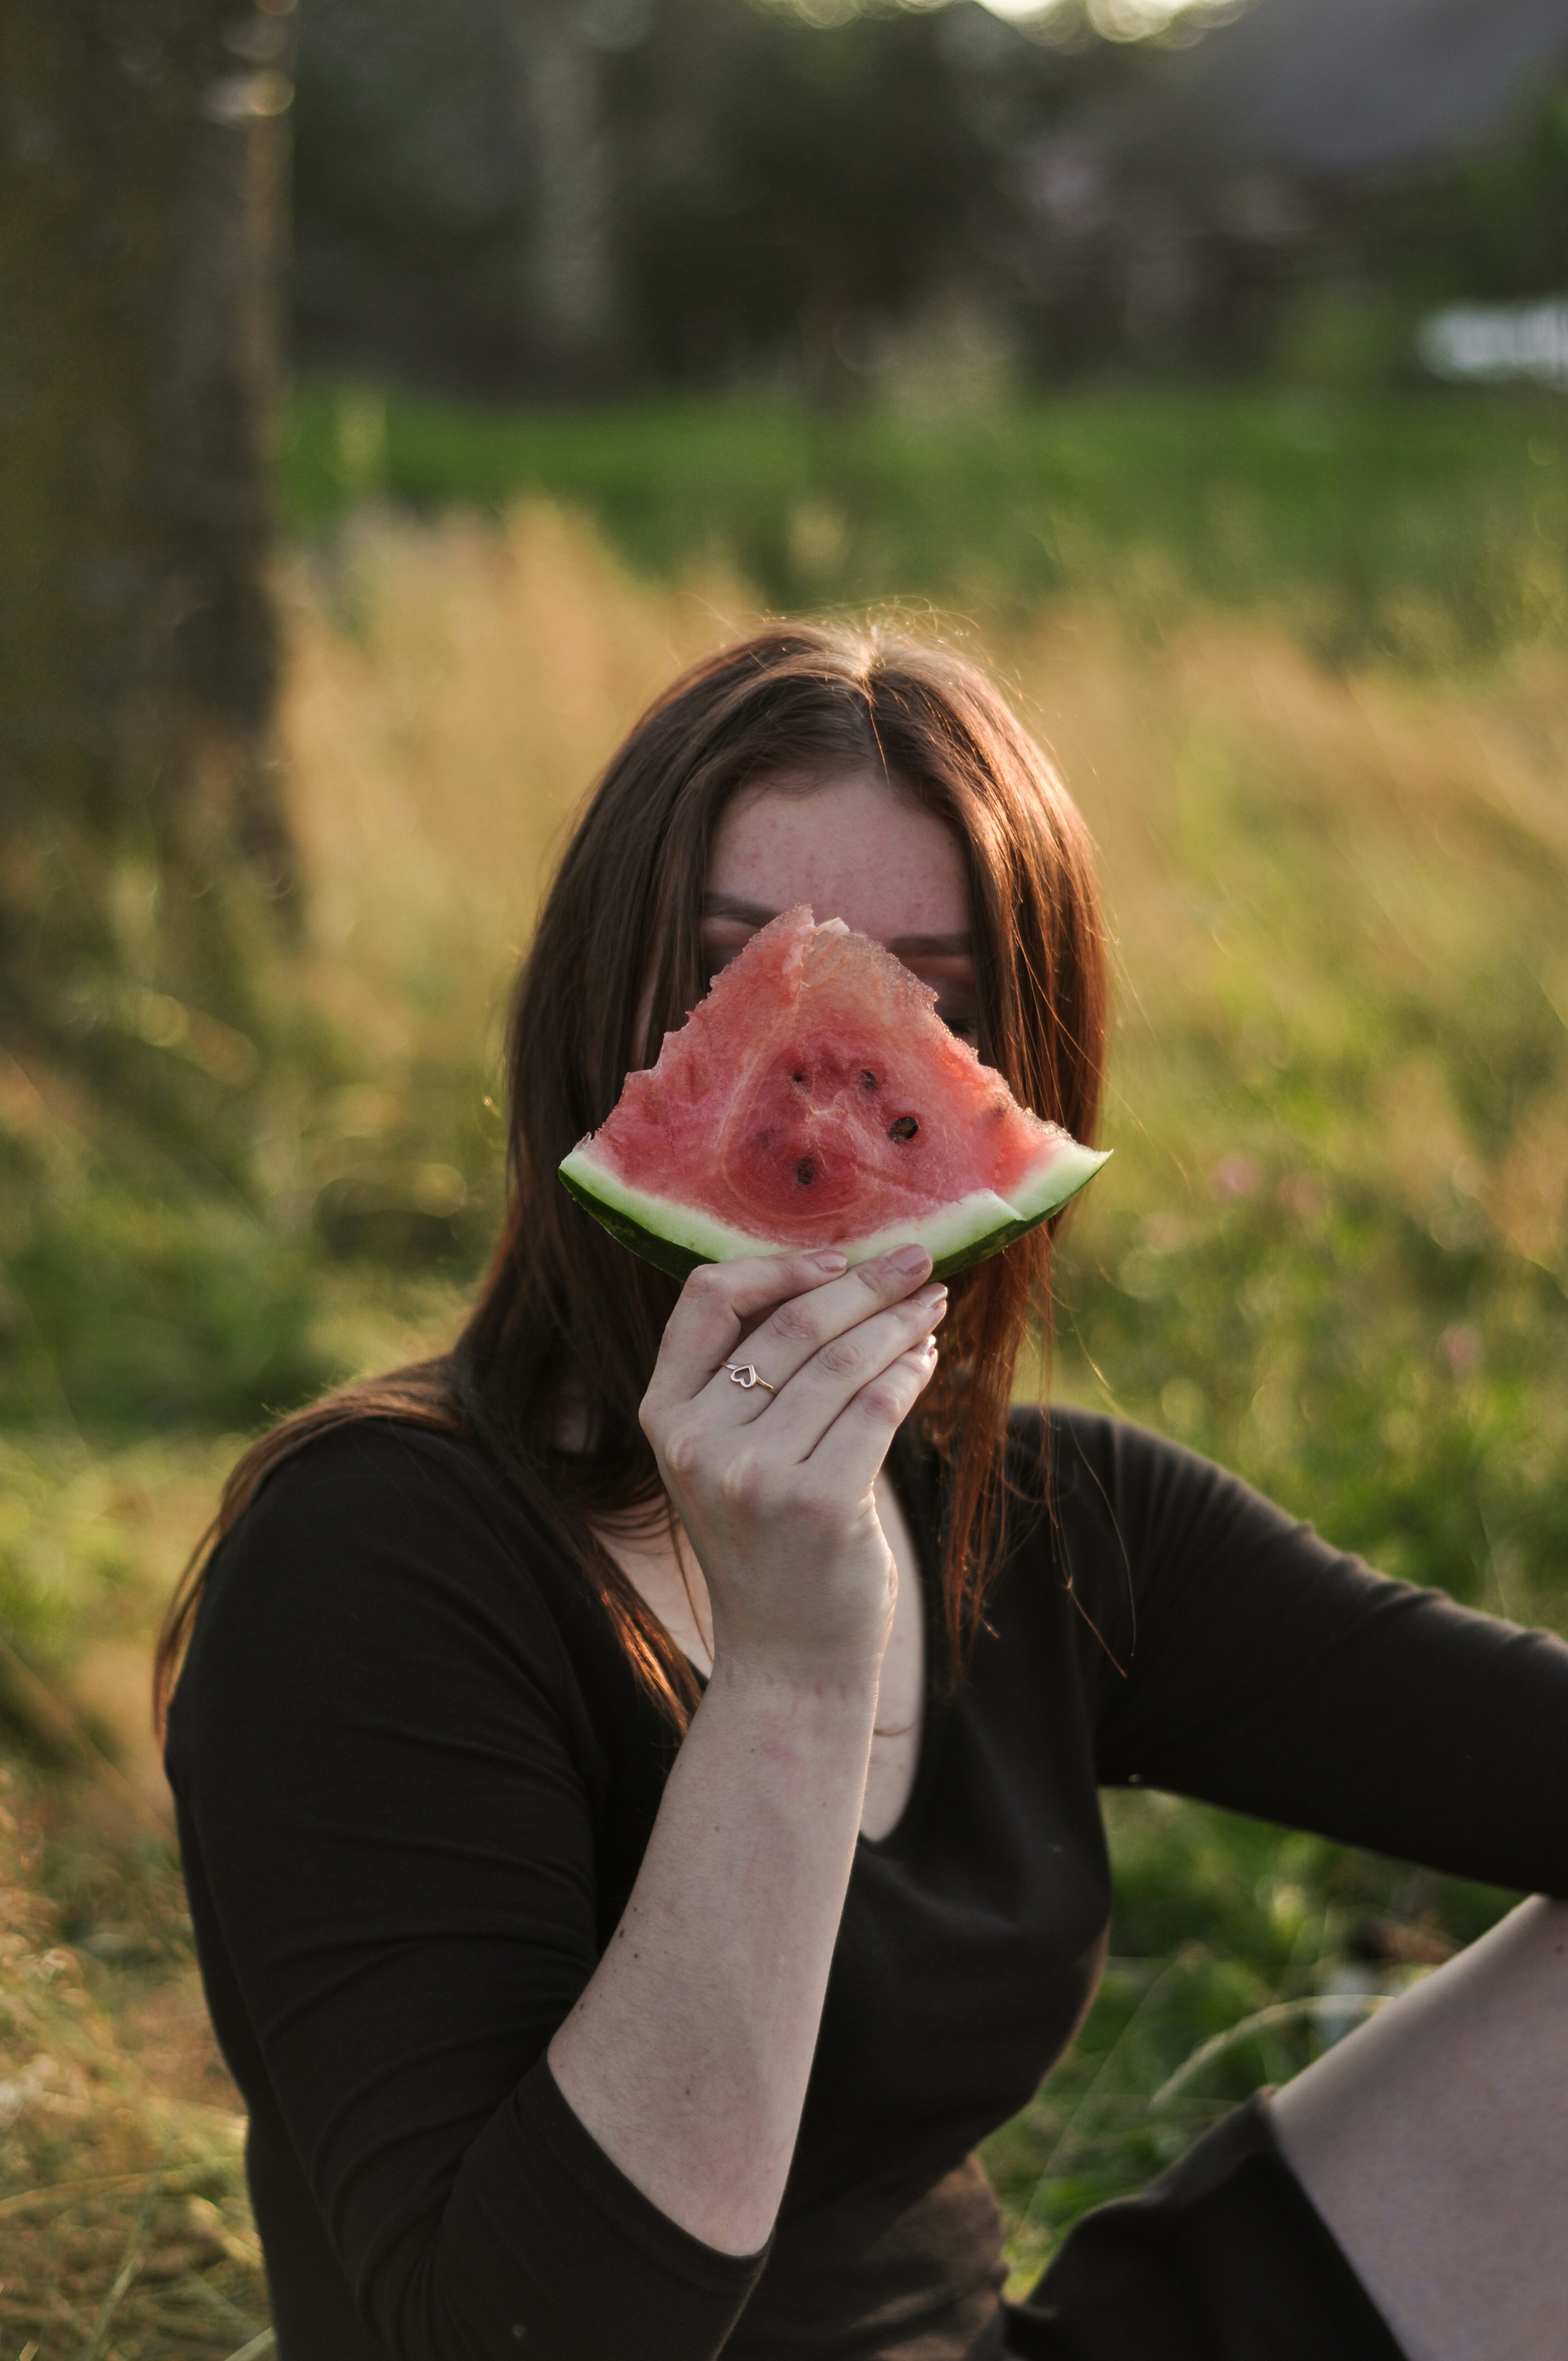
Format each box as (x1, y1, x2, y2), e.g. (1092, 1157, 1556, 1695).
(4, 0, 1568, 2347)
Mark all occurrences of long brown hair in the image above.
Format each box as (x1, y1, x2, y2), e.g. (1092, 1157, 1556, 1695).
(154, 624, 1108, 1735)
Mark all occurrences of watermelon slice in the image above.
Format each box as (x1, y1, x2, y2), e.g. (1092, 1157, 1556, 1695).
(559, 906, 1108, 1282)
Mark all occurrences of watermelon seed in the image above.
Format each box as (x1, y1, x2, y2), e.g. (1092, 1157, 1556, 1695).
(860, 1069, 878, 1091)
(888, 1116, 919, 1142)
(795, 1158, 817, 1186)
(791, 1070, 807, 1085)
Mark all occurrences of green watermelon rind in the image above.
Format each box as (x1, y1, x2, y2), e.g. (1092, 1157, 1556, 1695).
(558, 1137, 1109, 1285)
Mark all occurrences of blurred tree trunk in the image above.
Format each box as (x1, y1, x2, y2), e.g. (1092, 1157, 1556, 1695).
(0, 0, 296, 1072)
(518, 0, 619, 383)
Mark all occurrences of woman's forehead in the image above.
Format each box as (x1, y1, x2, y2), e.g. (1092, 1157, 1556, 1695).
(705, 770, 971, 949)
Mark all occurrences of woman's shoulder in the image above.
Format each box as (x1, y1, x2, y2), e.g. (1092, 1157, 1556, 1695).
(185, 1417, 587, 1716)
(238, 1409, 502, 1506)
(1005, 1398, 1212, 1499)
(215, 1414, 535, 1587)
(166, 1415, 632, 1870)
(1003, 1400, 1304, 1574)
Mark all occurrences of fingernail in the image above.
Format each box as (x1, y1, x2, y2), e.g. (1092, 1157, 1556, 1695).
(812, 1249, 849, 1272)
(887, 1243, 931, 1278)
(916, 1284, 948, 1312)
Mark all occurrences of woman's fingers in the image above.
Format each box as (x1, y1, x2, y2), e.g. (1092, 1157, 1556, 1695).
(641, 1249, 945, 1680)
(704, 1246, 937, 1417)
(646, 1243, 935, 1419)
(750, 1285, 948, 1460)
(805, 1339, 940, 1497)
(645, 1249, 852, 1417)
(732, 1247, 930, 1407)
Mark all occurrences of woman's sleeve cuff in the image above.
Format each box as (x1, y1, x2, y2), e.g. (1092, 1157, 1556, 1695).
(427, 2051, 772, 2361)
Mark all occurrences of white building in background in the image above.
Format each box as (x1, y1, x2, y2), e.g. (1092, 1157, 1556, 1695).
(1420, 296, 1568, 389)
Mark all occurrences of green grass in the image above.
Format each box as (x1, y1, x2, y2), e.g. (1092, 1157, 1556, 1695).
(286, 379, 1568, 668)
(0, 1172, 324, 1433)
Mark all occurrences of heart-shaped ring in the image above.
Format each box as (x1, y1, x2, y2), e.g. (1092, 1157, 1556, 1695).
(725, 1361, 777, 1394)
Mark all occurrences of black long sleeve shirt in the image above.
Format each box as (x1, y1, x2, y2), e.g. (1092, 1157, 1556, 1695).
(165, 1410, 1568, 2361)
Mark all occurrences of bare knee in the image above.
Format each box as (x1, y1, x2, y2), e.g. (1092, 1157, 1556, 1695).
(1270, 1896, 1568, 2361)
(1273, 1895, 1567, 2156)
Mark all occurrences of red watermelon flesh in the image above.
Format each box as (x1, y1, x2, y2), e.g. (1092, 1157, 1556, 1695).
(558, 906, 1108, 1280)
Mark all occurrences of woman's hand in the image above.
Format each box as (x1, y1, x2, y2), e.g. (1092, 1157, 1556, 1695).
(639, 1244, 946, 1688)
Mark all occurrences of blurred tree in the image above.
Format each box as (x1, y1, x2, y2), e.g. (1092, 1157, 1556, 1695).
(287, 0, 1568, 396)
(0, 0, 295, 1114)
(291, 0, 1117, 398)
(611, 0, 1019, 394)
(1371, 81, 1568, 311)
(291, 0, 530, 387)
(519, 0, 622, 381)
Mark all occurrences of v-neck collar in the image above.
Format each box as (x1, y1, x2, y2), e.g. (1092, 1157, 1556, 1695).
(854, 1423, 948, 1859)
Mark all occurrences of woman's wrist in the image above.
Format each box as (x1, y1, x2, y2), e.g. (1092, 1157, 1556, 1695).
(704, 1634, 886, 1718)
(699, 1647, 884, 1781)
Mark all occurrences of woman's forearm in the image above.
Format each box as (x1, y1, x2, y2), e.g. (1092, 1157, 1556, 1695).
(548, 1243, 941, 2256)
(547, 1653, 879, 2255)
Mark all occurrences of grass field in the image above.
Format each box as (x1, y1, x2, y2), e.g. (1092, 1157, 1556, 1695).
(3, 387, 1567, 2347)
(287, 379, 1568, 669)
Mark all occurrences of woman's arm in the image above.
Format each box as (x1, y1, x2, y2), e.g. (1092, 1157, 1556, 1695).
(549, 1241, 945, 2255)
(169, 1253, 943, 2359)
(1060, 1412, 1568, 1896)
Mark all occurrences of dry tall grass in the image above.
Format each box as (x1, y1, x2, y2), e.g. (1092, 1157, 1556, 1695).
(1010, 605, 1568, 1252)
(0, 1772, 268, 2357)
(281, 503, 756, 1065)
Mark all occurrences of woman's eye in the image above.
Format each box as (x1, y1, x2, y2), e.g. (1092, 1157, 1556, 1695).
(701, 932, 977, 1039)
(699, 928, 755, 991)
(933, 992, 978, 1041)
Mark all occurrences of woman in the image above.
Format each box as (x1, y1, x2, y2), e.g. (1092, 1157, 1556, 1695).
(159, 626, 1567, 2361)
